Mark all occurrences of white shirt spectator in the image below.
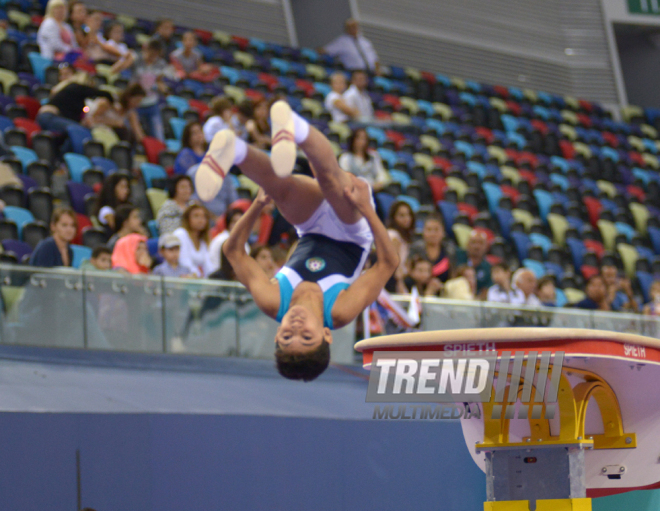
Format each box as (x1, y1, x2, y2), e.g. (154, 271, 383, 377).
(343, 84, 373, 122)
(338, 151, 389, 188)
(487, 285, 525, 305)
(325, 91, 348, 123)
(37, 18, 76, 59)
(203, 115, 231, 143)
(173, 227, 215, 277)
(324, 34, 378, 73)
(208, 231, 250, 273)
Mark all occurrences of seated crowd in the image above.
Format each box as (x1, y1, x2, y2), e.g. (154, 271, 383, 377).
(0, 0, 654, 324)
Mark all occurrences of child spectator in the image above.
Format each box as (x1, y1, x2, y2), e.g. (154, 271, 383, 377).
(536, 276, 557, 307)
(173, 204, 214, 277)
(157, 175, 195, 235)
(409, 214, 454, 283)
(93, 174, 132, 230)
(111, 233, 151, 274)
(132, 38, 172, 140)
(325, 72, 358, 123)
(574, 275, 610, 311)
(338, 128, 389, 192)
(174, 121, 207, 175)
(38, 0, 77, 60)
(152, 234, 195, 277)
(486, 263, 520, 304)
(29, 207, 77, 268)
(443, 265, 477, 300)
(404, 255, 443, 297)
(171, 31, 208, 79)
(106, 204, 147, 250)
(202, 97, 234, 143)
(80, 245, 112, 271)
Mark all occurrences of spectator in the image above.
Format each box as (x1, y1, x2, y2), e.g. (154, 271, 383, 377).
(387, 200, 415, 279)
(250, 245, 277, 279)
(208, 207, 247, 272)
(156, 175, 194, 235)
(106, 204, 146, 250)
(68, 0, 88, 47)
(84, 83, 147, 143)
(324, 72, 358, 123)
(80, 245, 112, 271)
(511, 269, 542, 307)
(174, 121, 207, 175)
(132, 38, 172, 140)
(233, 99, 254, 141)
(36, 69, 113, 149)
(152, 234, 195, 277)
(574, 275, 610, 311)
(642, 281, 660, 315)
(111, 233, 151, 274)
(247, 98, 271, 149)
(443, 265, 476, 300)
(322, 18, 380, 74)
(338, 128, 389, 192)
(173, 204, 214, 277)
(152, 18, 176, 56)
(536, 276, 557, 307)
(90, 20, 135, 73)
(404, 255, 443, 297)
(29, 207, 77, 268)
(37, 0, 77, 60)
(93, 174, 132, 230)
(187, 163, 239, 218)
(455, 230, 492, 298)
(170, 31, 216, 81)
(202, 96, 234, 143)
(601, 263, 638, 312)
(343, 70, 374, 122)
(486, 263, 520, 304)
(409, 214, 454, 283)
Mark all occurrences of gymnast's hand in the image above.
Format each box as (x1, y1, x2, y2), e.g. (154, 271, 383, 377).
(344, 175, 373, 214)
(254, 188, 272, 209)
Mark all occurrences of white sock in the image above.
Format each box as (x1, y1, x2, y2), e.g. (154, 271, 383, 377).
(234, 136, 247, 165)
(291, 111, 310, 144)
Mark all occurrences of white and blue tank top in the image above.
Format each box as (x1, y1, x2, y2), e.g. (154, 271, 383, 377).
(274, 233, 369, 329)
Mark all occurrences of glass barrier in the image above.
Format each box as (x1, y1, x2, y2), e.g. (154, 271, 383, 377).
(2, 264, 660, 363)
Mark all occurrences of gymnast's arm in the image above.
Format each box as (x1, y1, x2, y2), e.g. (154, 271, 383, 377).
(222, 190, 280, 318)
(331, 179, 400, 328)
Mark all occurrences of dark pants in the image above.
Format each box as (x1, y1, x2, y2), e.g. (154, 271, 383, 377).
(36, 112, 78, 154)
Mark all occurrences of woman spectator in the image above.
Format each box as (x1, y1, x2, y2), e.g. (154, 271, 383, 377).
(202, 96, 234, 143)
(84, 83, 146, 143)
(387, 200, 415, 278)
(208, 207, 246, 271)
(36, 69, 113, 151)
(68, 0, 87, 48)
(111, 233, 151, 274)
(156, 175, 194, 235)
(106, 204, 147, 250)
(338, 128, 389, 192)
(247, 98, 271, 149)
(86, 18, 135, 73)
(93, 174, 132, 230)
(173, 204, 215, 277)
(37, 0, 77, 60)
(409, 214, 454, 282)
(250, 245, 277, 279)
(29, 207, 77, 268)
(174, 121, 207, 175)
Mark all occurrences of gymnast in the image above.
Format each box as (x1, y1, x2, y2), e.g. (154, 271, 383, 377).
(195, 100, 399, 381)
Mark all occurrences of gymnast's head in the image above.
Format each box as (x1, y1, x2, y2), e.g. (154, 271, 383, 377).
(275, 304, 333, 382)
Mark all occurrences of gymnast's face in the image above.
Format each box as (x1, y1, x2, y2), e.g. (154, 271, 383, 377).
(276, 305, 332, 353)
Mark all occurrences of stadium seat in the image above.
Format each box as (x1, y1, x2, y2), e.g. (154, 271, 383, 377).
(482, 182, 502, 214)
(66, 124, 92, 154)
(2, 239, 32, 261)
(629, 202, 649, 234)
(90, 156, 118, 175)
(10, 145, 37, 170)
(170, 118, 186, 141)
(66, 182, 94, 215)
(142, 137, 167, 165)
(64, 153, 92, 182)
(529, 233, 552, 255)
(26, 188, 52, 224)
(146, 188, 168, 217)
(3, 205, 34, 238)
(81, 227, 108, 249)
(511, 231, 531, 261)
(617, 243, 638, 279)
(547, 213, 569, 246)
(564, 288, 586, 305)
(147, 219, 159, 238)
(597, 219, 617, 251)
(140, 163, 168, 189)
(70, 244, 93, 269)
(495, 208, 514, 240)
(523, 259, 546, 278)
(452, 224, 473, 250)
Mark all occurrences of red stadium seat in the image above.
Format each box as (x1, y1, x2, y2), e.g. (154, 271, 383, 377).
(602, 132, 619, 148)
(15, 96, 41, 121)
(142, 137, 166, 165)
(426, 175, 446, 203)
(13, 118, 40, 144)
(584, 239, 605, 259)
(188, 99, 210, 119)
(583, 197, 602, 228)
(73, 213, 92, 245)
(581, 265, 599, 280)
(559, 140, 576, 160)
(493, 85, 509, 99)
(457, 202, 478, 221)
(627, 185, 645, 203)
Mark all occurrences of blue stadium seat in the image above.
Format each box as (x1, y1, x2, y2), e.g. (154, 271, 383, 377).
(649, 227, 660, 255)
(495, 208, 514, 241)
(544, 262, 564, 281)
(140, 163, 167, 189)
(66, 124, 92, 154)
(375, 193, 396, 219)
(10, 146, 37, 170)
(27, 52, 51, 83)
(71, 244, 93, 269)
(511, 232, 530, 262)
(64, 153, 92, 182)
(482, 182, 502, 214)
(615, 222, 636, 242)
(395, 195, 420, 213)
(523, 259, 546, 278)
(637, 271, 654, 303)
(567, 238, 586, 269)
(90, 156, 118, 175)
(529, 233, 552, 255)
(438, 201, 458, 231)
(533, 189, 554, 222)
(147, 220, 159, 239)
(170, 118, 186, 141)
(166, 95, 189, 116)
(555, 288, 568, 308)
(388, 170, 411, 190)
(3, 206, 34, 238)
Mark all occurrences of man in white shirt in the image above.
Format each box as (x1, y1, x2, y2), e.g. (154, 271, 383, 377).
(324, 72, 359, 123)
(511, 268, 542, 307)
(323, 19, 380, 74)
(342, 70, 374, 122)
